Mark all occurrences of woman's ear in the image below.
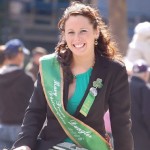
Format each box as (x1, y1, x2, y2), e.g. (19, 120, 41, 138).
(95, 27, 100, 39)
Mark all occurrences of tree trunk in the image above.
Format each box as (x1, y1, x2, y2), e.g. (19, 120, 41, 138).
(109, 0, 128, 56)
(90, 0, 98, 5)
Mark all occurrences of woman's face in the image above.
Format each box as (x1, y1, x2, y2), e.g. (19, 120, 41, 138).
(64, 15, 99, 57)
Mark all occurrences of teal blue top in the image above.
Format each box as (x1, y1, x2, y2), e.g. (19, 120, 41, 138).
(64, 67, 93, 143)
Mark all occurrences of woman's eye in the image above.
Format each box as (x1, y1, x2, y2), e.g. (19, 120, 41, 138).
(81, 30, 87, 33)
(68, 31, 74, 34)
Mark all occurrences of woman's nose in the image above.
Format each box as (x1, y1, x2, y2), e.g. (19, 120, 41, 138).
(74, 33, 81, 41)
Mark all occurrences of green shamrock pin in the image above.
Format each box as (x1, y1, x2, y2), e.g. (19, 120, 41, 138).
(93, 78, 103, 89)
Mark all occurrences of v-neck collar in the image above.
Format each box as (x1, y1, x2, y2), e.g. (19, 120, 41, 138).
(63, 54, 110, 117)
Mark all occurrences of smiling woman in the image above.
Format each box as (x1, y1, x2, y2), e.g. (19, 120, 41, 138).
(11, 2, 133, 150)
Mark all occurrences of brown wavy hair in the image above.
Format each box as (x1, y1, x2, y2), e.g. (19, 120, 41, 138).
(0, 45, 5, 67)
(55, 1, 121, 83)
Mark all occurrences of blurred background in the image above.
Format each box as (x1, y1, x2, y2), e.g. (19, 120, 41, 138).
(0, 0, 149, 55)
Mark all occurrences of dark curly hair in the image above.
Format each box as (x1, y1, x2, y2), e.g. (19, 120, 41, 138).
(55, 1, 121, 83)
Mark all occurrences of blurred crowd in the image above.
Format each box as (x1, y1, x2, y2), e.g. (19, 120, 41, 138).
(0, 21, 150, 150)
(0, 39, 48, 149)
(104, 21, 150, 150)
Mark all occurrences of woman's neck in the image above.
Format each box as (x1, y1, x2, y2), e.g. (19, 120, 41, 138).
(71, 54, 95, 75)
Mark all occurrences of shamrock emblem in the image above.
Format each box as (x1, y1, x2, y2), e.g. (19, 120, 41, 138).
(93, 78, 103, 89)
(90, 78, 103, 97)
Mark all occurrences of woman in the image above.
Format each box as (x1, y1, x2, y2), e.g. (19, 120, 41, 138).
(12, 2, 133, 150)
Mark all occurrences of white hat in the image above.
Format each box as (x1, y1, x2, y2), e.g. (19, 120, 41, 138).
(134, 21, 150, 38)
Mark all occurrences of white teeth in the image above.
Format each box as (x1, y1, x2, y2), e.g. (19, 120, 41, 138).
(74, 44, 84, 48)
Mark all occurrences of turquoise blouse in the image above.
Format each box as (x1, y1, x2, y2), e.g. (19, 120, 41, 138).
(65, 67, 93, 143)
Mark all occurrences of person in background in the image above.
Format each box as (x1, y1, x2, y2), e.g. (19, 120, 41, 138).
(124, 21, 150, 74)
(25, 47, 47, 81)
(12, 2, 133, 150)
(129, 59, 150, 150)
(104, 110, 113, 148)
(0, 39, 34, 149)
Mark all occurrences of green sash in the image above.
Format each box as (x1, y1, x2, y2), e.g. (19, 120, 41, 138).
(39, 54, 111, 150)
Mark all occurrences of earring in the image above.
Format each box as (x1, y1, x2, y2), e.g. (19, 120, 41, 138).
(94, 39, 98, 45)
(65, 44, 69, 49)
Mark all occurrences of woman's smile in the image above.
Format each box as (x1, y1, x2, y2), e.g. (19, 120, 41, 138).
(73, 43, 85, 48)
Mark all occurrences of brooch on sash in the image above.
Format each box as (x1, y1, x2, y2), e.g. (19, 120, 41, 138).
(80, 78, 103, 117)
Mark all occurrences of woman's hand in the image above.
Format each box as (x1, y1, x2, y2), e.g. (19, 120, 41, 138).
(13, 146, 31, 150)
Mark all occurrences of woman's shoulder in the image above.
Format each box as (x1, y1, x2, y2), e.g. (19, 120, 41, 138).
(40, 52, 56, 61)
(101, 55, 125, 70)
(111, 58, 125, 69)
